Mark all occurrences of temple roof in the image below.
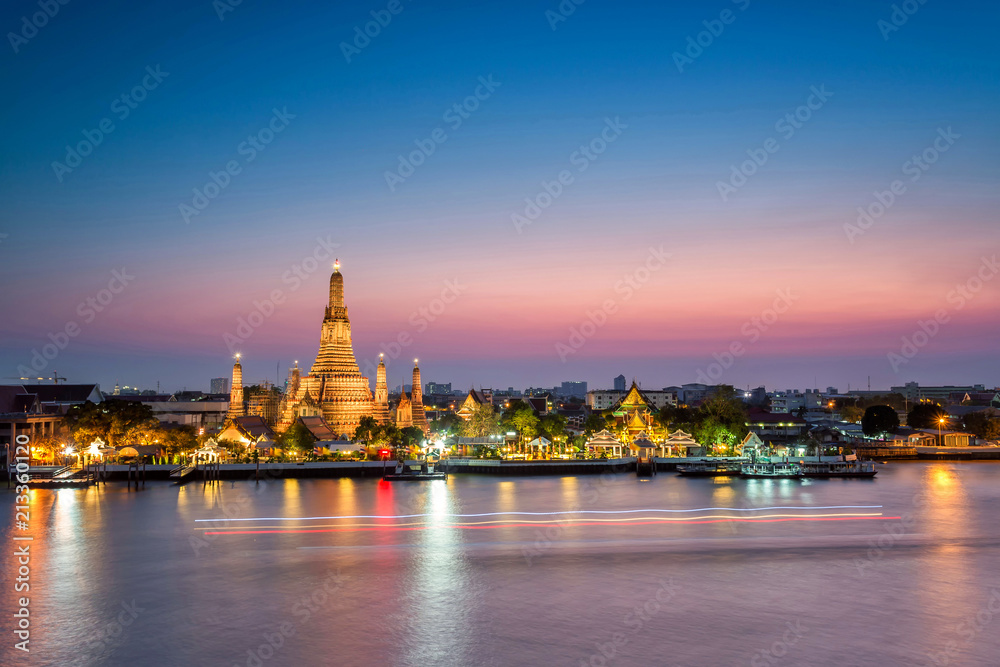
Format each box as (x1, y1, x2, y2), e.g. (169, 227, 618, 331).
(611, 381, 656, 413)
(586, 429, 623, 447)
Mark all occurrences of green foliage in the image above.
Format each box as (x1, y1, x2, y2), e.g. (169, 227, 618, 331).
(353, 416, 400, 446)
(429, 412, 461, 435)
(861, 405, 900, 437)
(840, 405, 864, 423)
(161, 426, 198, 457)
(658, 387, 748, 449)
(63, 400, 163, 448)
(582, 413, 605, 436)
(462, 404, 502, 437)
(538, 413, 567, 441)
(907, 403, 948, 429)
(279, 421, 316, 455)
(962, 411, 1000, 440)
(399, 426, 425, 450)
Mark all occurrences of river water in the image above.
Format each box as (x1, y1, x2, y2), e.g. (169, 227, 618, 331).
(3, 461, 1000, 666)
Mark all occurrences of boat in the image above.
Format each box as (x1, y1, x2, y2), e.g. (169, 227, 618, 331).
(740, 462, 803, 478)
(676, 460, 744, 476)
(382, 460, 447, 481)
(801, 457, 877, 478)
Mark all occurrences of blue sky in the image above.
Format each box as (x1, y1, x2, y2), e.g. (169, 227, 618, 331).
(1, 0, 998, 393)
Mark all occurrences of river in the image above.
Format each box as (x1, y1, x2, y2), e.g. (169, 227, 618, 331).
(2, 461, 999, 666)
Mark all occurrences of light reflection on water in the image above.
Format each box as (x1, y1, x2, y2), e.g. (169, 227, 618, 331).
(2, 462, 1000, 666)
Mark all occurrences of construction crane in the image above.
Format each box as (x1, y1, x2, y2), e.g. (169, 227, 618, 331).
(7, 371, 67, 384)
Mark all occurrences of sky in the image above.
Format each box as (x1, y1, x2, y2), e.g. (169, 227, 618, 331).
(1, 0, 998, 395)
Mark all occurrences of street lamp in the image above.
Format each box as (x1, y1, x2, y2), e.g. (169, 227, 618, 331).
(938, 417, 947, 446)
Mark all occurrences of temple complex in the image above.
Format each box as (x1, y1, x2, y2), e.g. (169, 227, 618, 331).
(277, 261, 374, 436)
(608, 381, 665, 445)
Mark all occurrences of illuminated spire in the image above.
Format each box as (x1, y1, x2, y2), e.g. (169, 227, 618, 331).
(227, 354, 245, 420)
(410, 358, 428, 433)
(329, 260, 345, 311)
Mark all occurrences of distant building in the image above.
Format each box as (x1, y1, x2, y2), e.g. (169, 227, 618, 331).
(558, 381, 587, 398)
(891, 382, 987, 404)
(426, 382, 451, 395)
(613, 375, 626, 391)
(210, 377, 230, 395)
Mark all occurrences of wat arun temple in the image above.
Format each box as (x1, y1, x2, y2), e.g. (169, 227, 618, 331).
(229, 260, 428, 438)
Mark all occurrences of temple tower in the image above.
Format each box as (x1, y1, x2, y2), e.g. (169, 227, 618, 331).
(373, 354, 390, 423)
(395, 383, 413, 429)
(410, 359, 428, 433)
(226, 354, 245, 420)
(308, 260, 374, 435)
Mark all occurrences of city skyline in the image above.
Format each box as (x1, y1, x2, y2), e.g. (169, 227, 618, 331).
(2, 0, 998, 394)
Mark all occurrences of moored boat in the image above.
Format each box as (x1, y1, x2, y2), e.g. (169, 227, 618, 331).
(382, 460, 447, 481)
(801, 457, 877, 478)
(740, 462, 803, 478)
(676, 460, 744, 476)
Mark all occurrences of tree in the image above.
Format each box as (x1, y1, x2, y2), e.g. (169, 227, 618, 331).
(462, 404, 501, 437)
(279, 421, 315, 457)
(399, 426, 425, 452)
(162, 426, 198, 459)
(907, 403, 948, 429)
(582, 413, 605, 437)
(430, 412, 461, 436)
(63, 400, 163, 448)
(354, 415, 380, 443)
(840, 405, 864, 423)
(511, 409, 539, 443)
(862, 405, 900, 437)
(962, 411, 1000, 441)
(695, 388, 749, 443)
(538, 413, 567, 442)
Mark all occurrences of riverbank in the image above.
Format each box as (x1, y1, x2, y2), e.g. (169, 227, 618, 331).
(10, 450, 1000, 485)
